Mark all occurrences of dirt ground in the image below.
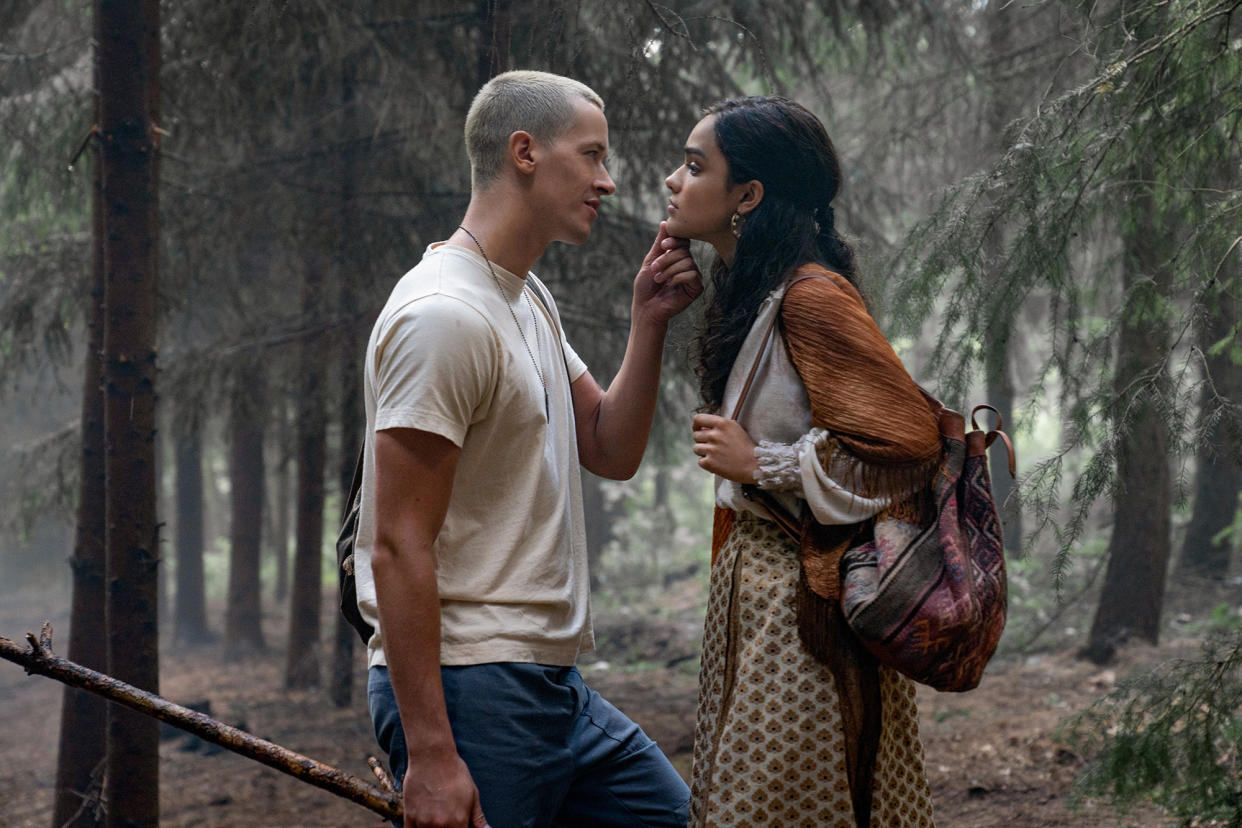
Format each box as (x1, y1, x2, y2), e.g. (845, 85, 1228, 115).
(0, 580, 1217, 827)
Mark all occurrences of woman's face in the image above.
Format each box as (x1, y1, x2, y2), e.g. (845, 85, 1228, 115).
(664, 115, 742, 251)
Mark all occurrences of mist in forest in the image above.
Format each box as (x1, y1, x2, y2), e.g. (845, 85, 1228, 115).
(3, 0, 1241, 825)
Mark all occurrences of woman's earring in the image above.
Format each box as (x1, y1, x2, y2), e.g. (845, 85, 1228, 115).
(730, 212, 743, 239)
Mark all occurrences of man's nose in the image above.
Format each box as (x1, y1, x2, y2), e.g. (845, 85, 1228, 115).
(596, 168, 616, 195)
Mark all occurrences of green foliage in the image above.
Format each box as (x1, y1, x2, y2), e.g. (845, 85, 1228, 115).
(1061, 629, 1242, 823)
(886, 0, 1242, 578)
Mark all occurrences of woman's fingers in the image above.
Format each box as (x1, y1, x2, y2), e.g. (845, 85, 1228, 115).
(693, 413, 725, 430)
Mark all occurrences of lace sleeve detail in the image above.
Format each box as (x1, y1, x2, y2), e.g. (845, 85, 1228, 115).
(754, 429, 829, 494)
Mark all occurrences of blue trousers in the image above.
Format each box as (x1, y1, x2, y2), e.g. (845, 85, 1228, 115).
(368, 664, 689, 828)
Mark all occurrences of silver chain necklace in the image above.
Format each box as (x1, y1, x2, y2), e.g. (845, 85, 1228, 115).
(457, 225, 548, 418)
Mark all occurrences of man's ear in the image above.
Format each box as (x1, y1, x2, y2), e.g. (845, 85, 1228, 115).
(509, 130, 537, 175)
(735, 180, 764, 217)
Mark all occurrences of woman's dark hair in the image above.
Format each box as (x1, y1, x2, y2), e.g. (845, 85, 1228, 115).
(695, 96, 858, 411)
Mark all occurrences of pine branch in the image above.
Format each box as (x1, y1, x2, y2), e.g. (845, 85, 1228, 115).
(0, 625, 402, 822)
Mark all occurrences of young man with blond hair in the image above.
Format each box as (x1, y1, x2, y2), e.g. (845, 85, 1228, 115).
(354, 70, 700, 828)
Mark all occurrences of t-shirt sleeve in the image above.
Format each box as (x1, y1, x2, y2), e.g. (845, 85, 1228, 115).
(561, 334, 588, 383)
(371, 295, 498, 447)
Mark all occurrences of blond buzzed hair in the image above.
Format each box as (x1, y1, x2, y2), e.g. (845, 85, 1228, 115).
(465, 70, 604, 187)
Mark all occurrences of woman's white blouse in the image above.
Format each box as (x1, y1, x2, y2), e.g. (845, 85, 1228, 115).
(716, 285, 888, 527)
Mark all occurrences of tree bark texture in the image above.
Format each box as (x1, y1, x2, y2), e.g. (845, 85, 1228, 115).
(1, 630, 402, 822)
(476, 0, 512, 87)
(173, 414, 210, 643)
(98, 0, 162, 822)
(330, 62, 362, 708)
(273, 411, 292, 604)
(225, 365, 267, 655)
(1087, 173, 1173, 661)
(1177, 281, 1242, 580)
(54, 96, 108, 828)
(286, 257, 327, 689)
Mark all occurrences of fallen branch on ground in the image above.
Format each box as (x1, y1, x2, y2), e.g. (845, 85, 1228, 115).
(0, 624, 401, 822)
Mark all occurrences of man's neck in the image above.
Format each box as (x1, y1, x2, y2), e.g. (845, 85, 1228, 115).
(448, 189, 548, 279)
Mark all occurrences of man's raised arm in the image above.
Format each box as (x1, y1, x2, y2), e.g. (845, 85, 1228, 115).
(572, 222, 702, 480)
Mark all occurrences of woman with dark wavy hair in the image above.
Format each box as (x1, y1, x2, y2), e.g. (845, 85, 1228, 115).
(669, 97, 940, 827)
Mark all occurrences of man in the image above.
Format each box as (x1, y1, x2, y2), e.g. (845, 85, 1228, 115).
(354, 70, 702, 828)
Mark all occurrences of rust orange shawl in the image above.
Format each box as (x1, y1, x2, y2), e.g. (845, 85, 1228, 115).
(710, 264, 940, 560)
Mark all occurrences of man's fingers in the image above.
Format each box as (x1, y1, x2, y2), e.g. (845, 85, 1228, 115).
(471, 795, 489, 828)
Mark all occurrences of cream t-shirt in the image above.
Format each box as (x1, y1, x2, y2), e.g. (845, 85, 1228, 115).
(355, 242, 592, 668)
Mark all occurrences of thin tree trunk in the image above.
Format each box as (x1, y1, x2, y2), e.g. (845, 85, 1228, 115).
(477, 0, 512, 87)
(99, 0, 161, 820)
(330, 64, 362, 706)
(984, 322, 1021, 551)
(581, 471, 611, 592)
(53, 83, 107, 827)
(982, 0, 1022, 553)
(1176, 160, 1242, 580)
(1085, 171, 1173, 663)
(173, 413, 210, 644)
(286, 256, 327, 689)
(274, 407, 292, 604)
(224, 366, 267, 655)
(1177, 364, 1242, 580)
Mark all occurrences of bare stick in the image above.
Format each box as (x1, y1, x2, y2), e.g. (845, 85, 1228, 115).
(369, 756, 397, 793)
(0, 627, 401, 822)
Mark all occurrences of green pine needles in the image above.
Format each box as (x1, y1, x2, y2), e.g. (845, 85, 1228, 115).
(1061, 628, 1242, 824)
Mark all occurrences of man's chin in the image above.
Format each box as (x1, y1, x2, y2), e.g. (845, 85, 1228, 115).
(554, 226, 593, 246)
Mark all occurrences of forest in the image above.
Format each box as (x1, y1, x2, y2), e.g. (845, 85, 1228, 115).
(1, 0, 1240, 825)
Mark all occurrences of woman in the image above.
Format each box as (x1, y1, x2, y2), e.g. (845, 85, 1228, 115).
(669, 97, 941, 827)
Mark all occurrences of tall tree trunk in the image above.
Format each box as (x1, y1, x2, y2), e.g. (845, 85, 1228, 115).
(1176, 157, 1242, 580)
(273, 406, 292, 604)
(53, 86, 107, 828)
(331, 362, 363, 707)
(1085, 173, 1173, 663)
(99, 0, 161, 821)
(582, 471, 611, 592)
(330, 66, 362, 707)
(1177, 362, 1242, 580)
(982, 0, 1022, 553)
(173, 412, 210, 644)
(224, 366, 267, 655)
(286, 257, 327, 689)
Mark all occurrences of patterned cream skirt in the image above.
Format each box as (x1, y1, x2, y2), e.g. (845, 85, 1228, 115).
(689, 512, 935, 827)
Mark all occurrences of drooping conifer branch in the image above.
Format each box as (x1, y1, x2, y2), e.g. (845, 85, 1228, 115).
(0, 625, 402, 822)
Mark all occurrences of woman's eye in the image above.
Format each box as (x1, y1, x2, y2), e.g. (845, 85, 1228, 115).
(688, 163, 701, 175)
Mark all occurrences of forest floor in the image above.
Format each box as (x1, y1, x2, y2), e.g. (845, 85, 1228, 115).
(1, 576, 1236, 827)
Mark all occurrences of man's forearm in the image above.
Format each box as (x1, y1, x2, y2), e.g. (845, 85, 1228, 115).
(372, 541, 456, 755)
(580, 314, 669, 479)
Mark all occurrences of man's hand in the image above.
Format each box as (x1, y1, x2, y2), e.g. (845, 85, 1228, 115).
(403, 750, 488, 828)
(692, 413, 759, 484)
(633, 220, 703, 325)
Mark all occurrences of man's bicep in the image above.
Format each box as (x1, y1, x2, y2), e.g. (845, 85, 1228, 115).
(373, 427, 460, 550)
